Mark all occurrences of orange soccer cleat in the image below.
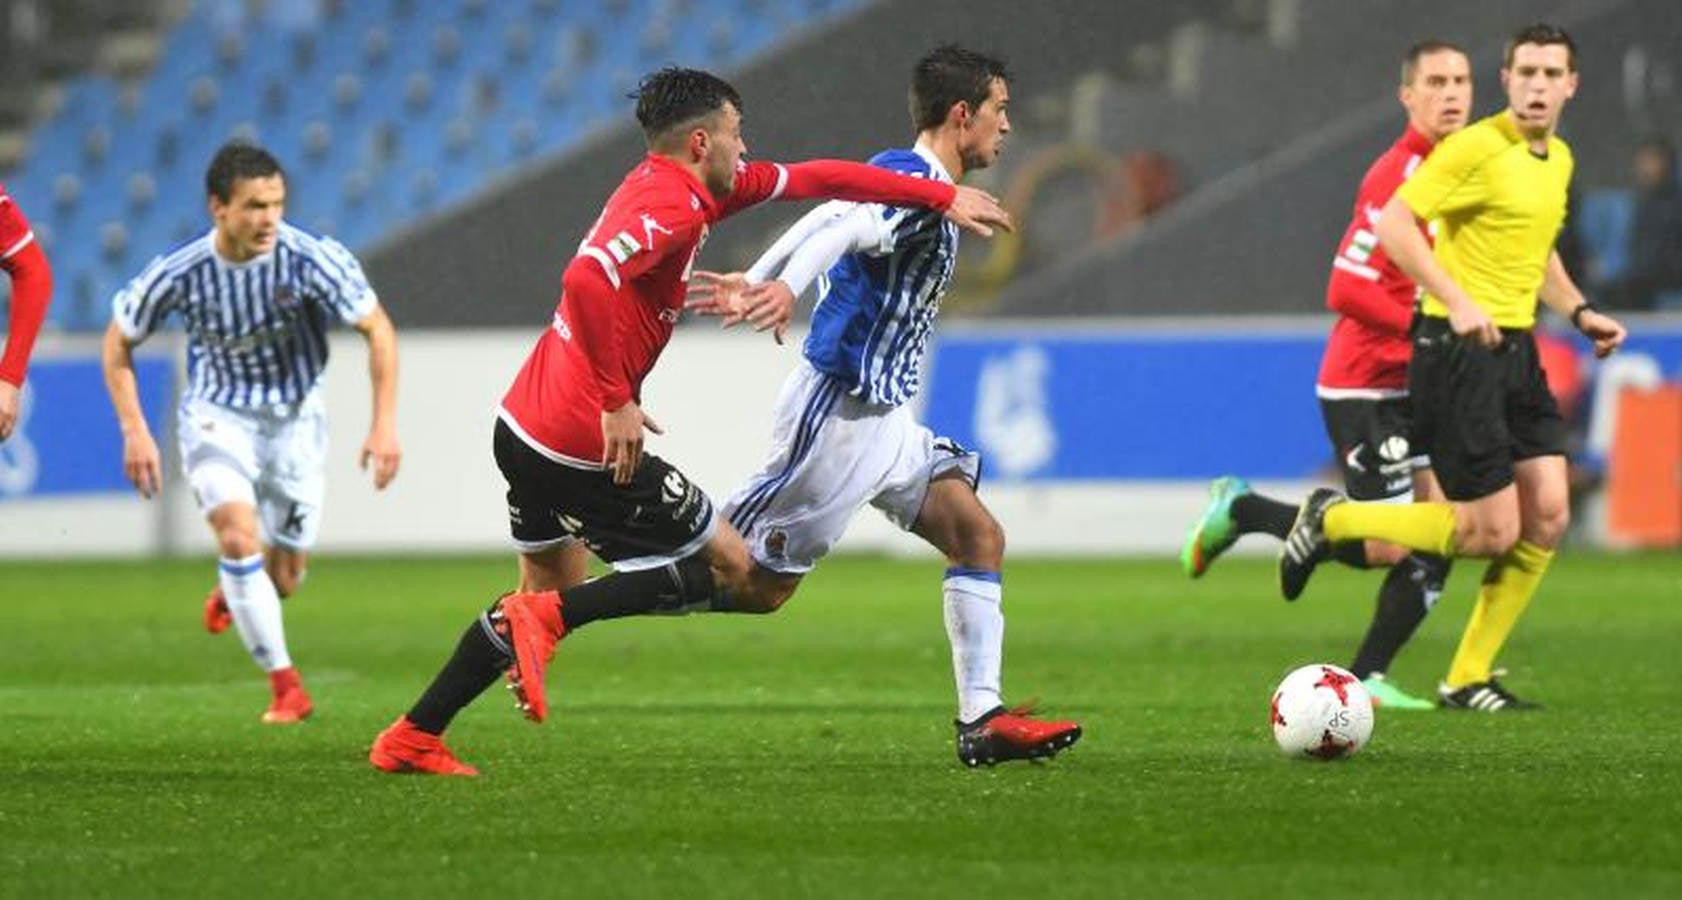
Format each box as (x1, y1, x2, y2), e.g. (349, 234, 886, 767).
(261, 667, 314, 724)
(495, 591, 567, 724)
(368, 717, 479, 776)
(203, 586, 232, 635)
(955, 702, 1083, 767)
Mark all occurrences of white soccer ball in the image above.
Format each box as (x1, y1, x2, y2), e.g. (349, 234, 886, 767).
(1269, 663, 1374, 760)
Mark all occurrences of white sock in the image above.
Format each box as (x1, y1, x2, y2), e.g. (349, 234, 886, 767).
(943, 567, 1004, 724)
(219, 554, 292, 673)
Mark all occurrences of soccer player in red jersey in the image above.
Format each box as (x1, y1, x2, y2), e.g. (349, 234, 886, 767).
(1180, 42, 1472, 709)
(0, 182, 53, 442)
(371, 67, 1012, 775)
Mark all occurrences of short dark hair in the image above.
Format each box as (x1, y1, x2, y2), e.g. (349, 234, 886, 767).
(205, 142, 284, 202)
(908, 44, 1010, 132)
(1505, 22, 1576, 71)
(633, 67, 742, 148)
(1400, 39, 1468, 86)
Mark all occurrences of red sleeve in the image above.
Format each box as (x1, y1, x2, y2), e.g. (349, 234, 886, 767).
(558, 256, 633, 410)
(578, 198, 700, 286)
(717, 159, 957, 219)
(1, 240, 52, 387)
(1326, 241, 1413, 335)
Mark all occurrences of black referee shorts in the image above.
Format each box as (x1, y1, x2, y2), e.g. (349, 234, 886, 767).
(1407, 315, 1567, 501)
(493, 418, 716, 569)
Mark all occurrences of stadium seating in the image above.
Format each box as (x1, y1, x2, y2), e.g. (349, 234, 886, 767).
(1, 0, 863, 330)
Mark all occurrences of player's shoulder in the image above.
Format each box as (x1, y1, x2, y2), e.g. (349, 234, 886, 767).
(149, 231, 215, 273)
(614, 160, 707, 222)
(868, 147, 933, 177)
(276, 220, 357, 257)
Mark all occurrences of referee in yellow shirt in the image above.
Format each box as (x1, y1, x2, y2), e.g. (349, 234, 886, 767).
(1277, 23, 1628, 711)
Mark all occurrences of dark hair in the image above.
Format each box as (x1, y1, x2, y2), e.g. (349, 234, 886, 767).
(1505, 22, 1576, 71)
(205, 142, 284, 202)
(1400, 39, 1468, 86)
(908, 44, 1010, 132)
(633, 67, 742, 147)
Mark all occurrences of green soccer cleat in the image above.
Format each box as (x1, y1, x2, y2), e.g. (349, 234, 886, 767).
(1181, 476, 1251, 578)
(1362, 673, 1436, 711)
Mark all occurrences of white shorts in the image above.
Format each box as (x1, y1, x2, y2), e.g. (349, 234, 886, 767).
(177, 393, 329, 552)
(723, 363, 980, 574)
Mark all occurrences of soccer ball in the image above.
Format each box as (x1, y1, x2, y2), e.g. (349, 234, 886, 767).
(1269, 663, 1374, 760)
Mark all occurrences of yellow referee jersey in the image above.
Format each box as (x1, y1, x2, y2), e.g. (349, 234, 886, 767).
(1394, 111, 1572, 329)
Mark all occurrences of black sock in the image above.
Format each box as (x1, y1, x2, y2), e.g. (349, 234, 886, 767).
(1349, 553, 1451, 679)
(1231, 493, 1298, 539)
(560, 557, 724, 631)
(406, 605, 512, 735)
(1331, 541, 1372, 570)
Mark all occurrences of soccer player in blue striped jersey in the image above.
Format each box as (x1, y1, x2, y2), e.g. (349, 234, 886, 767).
(687, 46, 1081, 767)
(101, 143, 402, 724)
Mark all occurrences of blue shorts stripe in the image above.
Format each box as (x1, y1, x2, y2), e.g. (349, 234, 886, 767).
(731, 377, 843, 534)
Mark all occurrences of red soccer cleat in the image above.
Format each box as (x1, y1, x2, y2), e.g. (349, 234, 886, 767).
(496, 591, 567, 724)
(261, 667, 314, 724)
(203, 587, 232, 635)
(955, 702, 1083, 767)
(369, 717, 479, 776)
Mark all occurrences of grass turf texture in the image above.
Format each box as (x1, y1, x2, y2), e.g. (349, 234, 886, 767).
(2, 553, 1679, 898)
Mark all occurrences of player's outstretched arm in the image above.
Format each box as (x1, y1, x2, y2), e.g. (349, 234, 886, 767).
(1542, 250, 1626, 358)
(99, 320, 162, 499)
(353, 304, 402, 489)
(1375, 194, 1497, 347)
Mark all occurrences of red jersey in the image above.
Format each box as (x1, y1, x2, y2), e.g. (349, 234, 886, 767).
(498, 154, 956, 466)
(1, 182, 51, 387)
(1315, 127, 1436, 395)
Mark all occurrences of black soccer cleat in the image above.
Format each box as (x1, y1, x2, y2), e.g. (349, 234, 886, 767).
(1438, 676, 1541, 712)
(955, 704, 1082, 768)
(1278, 487, 1345, 601)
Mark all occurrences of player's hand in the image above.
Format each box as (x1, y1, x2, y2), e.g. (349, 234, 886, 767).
(602, 401, 658, 486)
(738, 280, 797, 345)
(0, 381, 18, 442)
(1578, 309, 1627, 359)
(1448, 303, 1501, 348)
(359, 423, 402, 490)
(685, 270, 750, 320)
(944, 185, 1013, 238)
(122, 428, 163, 499)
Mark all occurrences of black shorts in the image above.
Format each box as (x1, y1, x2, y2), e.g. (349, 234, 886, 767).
(1407, 316, 1567, 501)
(493, 419, 715, 569)
(1318, 395, 1424, 501)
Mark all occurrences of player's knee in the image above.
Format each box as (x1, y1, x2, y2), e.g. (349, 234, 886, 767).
(213, 523, 261, 558)
(952, 517, 1006, 569)
(1456, 514, 1519, 557)
(1524, 503, 1570, 549)
(723, 567, 797, 614)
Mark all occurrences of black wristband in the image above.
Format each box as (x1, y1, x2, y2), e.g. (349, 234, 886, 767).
(1569, 301, 1596, 330)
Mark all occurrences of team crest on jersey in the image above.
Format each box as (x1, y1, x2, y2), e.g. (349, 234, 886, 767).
(274, 283, 303, 313)
(605, 231, 641, 264)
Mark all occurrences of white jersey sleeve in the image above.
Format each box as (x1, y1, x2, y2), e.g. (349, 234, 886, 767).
(112, 254, 182, 342)
(301, 233, 378, 324)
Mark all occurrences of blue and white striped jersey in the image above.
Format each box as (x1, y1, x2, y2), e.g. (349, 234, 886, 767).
(804, 145, 958, 407)
(113, 222, 377, 408)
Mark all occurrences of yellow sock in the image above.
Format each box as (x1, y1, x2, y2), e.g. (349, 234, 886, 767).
(1322, 501, 1455, 557)
(1445, 539, 1555, 688)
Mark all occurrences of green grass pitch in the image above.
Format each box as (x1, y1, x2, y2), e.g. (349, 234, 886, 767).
(3, 552, 1679, 897)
